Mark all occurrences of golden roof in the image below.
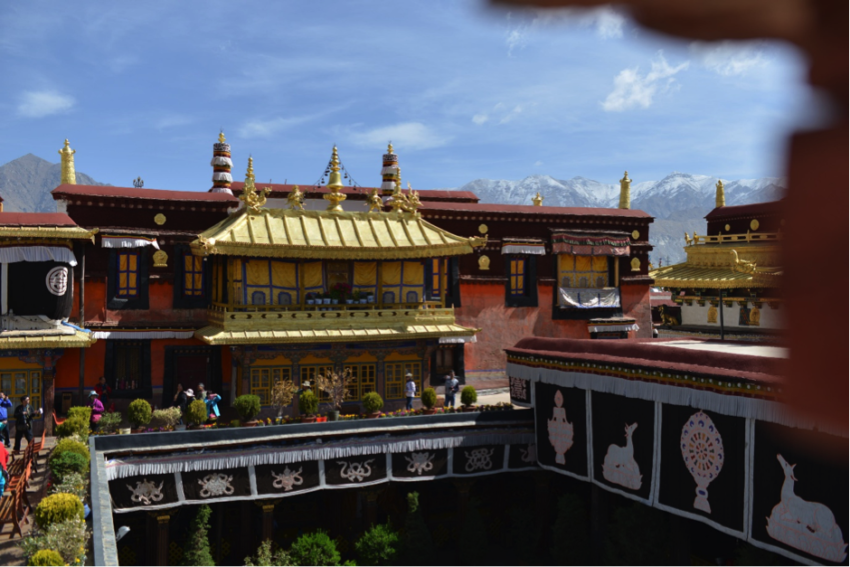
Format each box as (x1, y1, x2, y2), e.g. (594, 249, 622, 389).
(0, 225, 96, 241)
(194, 323, 479, 346)
(0, 330, 96, 349)
(650, 263, 782, 289)
(191, 208, 485, 260)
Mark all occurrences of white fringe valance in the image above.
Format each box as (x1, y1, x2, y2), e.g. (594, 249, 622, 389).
(210, 156, 233, 167)
(212, 172, 233, 182)
(105, 430, 534, 480)
(502, 245, 546, 255)
(101, 236, 160, 250)
(0, 246, 77, 266)
(587, 323, 639, 333)
(505, 362, 845, 438)
(439, 335, 477, 344)
(558, 287, 620, 308)
(92, 330, 196, 340)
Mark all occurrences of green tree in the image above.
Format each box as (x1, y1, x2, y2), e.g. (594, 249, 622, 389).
(400, 492, 434, 566)
(184, 505, 215, 566)
(289, 531, 341, 566)
(245, 540, 292, 566)
(550, 493, 590, 565)
(355, 523, 400, 566)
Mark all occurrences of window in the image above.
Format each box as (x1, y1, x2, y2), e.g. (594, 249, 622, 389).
(300, 365, 334, 402)
(117, 252, 139, 297)
(105, 340, 152, 397)
(0, 370, 41, 416)
(509, 258, 526, 296)
(250, 366, 292, 406)
(558, 255, 610, 289)
(505, 256, 538, 307)
(183, 255, 204, 297)
(344, 363, 376, 401)
(430, 259, 444, 299)
(434, 348, 454, 376)
(385, 361, 421, 400)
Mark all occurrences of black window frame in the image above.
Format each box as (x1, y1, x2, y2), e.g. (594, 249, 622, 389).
(505, 255, 538, 308)
(104, 339, 152, 399)
(551, 255, 622, 320)
(173, 245, 212, 309)
(107, 248, 150, 310)
(425, 257, 461, 308)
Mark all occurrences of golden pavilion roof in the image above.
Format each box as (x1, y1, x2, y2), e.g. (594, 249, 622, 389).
(191, 208, 485, 260)
(0, 330, 96, 349)
(195, 323, 479, 346)
(650, 263, 782, 289)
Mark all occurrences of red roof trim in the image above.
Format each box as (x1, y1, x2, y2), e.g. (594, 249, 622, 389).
(229, 182, 479, 202)
(704, 200, 784, 221)
(52, 184, 238, 203)
(0, 212, 79, 227)
(420, 202, 653, 219)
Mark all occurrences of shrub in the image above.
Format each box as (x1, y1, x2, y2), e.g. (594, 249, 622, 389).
(127, 399, 152, 428)
(234, 394, 262, 421)
(151, 407, 182, 429)
(50, 438, 90, 469)
(67, 406, 92, 423)
(55, 415, 89, 443)
(298, 390, 319, 416)
(245, 539, 293, 566)
(49, 472, 89, 503)
(97, 411, 122, 434)
(186, 399, 208, 426)
(421, 388, 437, 409)
(27, 549, 64, 566)
(356, 523, 399, 566)
(35, 493, 84, 530)
(184, 504, 214, 566)
(49, 452, 89, 484)
(460, 386, 477, 407)
(290, 530, 341, 567)
(22, 517, 89, 566)
(401, 492, 434, 565)
(362, 392, 383, 414)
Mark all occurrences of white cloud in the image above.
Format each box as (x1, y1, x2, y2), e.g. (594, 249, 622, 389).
(505, 18, 528, 57)
(349, 122, 450, 151)
(602, 52, 689, 112)
(17, 90, 75, 118)
(690, 41, 766, 76)
(590, 7, 625, 39)
(534, 160, 544, 167)
(238, 107, 347, 138)
(498, 105, 523, 124)
(155, 114, 193, 130)
(472, 114, 489, 125)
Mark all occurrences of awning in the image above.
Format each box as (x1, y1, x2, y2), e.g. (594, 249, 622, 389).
(0, 330, 96, 349)
(101, 236, 160, 250)
(501, 243, 545, 255)
(0, 246, 78, 266)
(438, 335, 477, 344)
(91, 330, 196, 340)
(650, 263, 780, 289)
(194, 323, 480, 346)
(558, 287, 621, 309)
(191, 208, 485, 260)
(551, 232, 630, 256)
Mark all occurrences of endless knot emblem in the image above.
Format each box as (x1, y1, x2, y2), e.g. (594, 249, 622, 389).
(519, 444, 537, 464)
(404, 452, 435, 475)
(198, 473, 235, 498)
(510, 377, 527, 400)
(464, 448, 495, 472)
(45, 267, 68, 296)
(126, 479, 164, 505)
(271, 466, 304, 491)
(338, 459, 374, 483)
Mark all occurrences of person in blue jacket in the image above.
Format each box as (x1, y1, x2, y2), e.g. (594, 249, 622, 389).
(0, 392, 12, 448)
(204, 391, 221, 423)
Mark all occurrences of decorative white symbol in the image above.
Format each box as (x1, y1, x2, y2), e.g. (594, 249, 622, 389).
(510, 377, 528, 400)
(766, 454, 847, 562)
(271, 466, 304, 491)
(404, 452, 435, 475)
(464, 448, 494, 472)
(126, 479, 164, 505)
(547, 390, 574, 465)
(680, 411, 724, 513)
(603, 422, 642, 490)
(45, 267, 68, 296)
(519, 444, 537, 464)
(198, 473, 235, 498)
(338, 459, 374, 482)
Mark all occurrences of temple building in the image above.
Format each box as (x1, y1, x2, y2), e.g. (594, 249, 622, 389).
(650, 182, 783, 336)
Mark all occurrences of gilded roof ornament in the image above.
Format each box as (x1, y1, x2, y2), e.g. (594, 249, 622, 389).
(405, 183, 422, 217)
(218, 131, 226, 143)
(323, 146, 347, 212)
(532, 192, 543, 206)
(58, 139, 76, 185)
(287, 185, 305, 211)
(366, 188, 384, 213)
(238, 157, 271, 214)
(715, 180, 726, 208)
(388, 173, 409, 213)
(618, 171, 631, 210)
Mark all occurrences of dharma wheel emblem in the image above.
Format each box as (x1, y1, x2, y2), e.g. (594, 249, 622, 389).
(547, 389, 574, 465)
(45, 267, 68, 296)
(680, 410, 724, 513)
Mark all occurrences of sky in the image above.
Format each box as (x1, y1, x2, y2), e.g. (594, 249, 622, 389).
(0, 1, 821, 192)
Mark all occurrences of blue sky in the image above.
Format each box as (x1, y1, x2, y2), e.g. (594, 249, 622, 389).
(0, 1, 818, 191)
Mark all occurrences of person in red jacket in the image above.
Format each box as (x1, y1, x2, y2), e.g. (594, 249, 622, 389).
(94, 376, 111, 404)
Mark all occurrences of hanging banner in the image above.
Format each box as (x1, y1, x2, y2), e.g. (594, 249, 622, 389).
(656, 405, 747, 537)
(749, 422, 848, 565)
(325, 455, 387, 487)
(255, 461, 321, 496)
(181, 467, 252, 502)
(110, 473, 180, 512)
(8, 261, 74, 320)
(507, 443, 539, 470)
(391, 449, 449, 480)
(509, 376, 532, 406)
(452, 444, 505, 476)
(534, 382, 588, 480)
(591, 392, 655, 504)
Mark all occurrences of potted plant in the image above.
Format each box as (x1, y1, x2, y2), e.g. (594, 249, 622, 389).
(352, 290, 362, 304)
(460, 386, 478, 412)
(306, 292, 315, 305)
(298, 390, 319, 423)
(233, 394, 262, 426)
(421, 388, 437, 415)
(315, 368, 355, 421)
(127, 399, 152, 432)
(186, 399, 208, 429)
(322, 292, 331, 305)
(271, 377, 297, 420)
(362, 392, 384, 418)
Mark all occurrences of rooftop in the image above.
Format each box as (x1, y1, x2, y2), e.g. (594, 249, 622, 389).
(52, 184, 238, 204)
(420, 201, 653, 219)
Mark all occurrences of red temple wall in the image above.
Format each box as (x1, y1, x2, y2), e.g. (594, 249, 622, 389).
(620, 282, 652, 339)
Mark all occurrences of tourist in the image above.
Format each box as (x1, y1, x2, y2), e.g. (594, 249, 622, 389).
(95, 376, 112, 404)
(13, 396, 39, 453)
(0, 391, 12, 448)
(173, 383, 188, 414)
(205, 391, 221, 422)
(88, 390, 104, 429)
(0, 442, 8, 496)
(444, 371, 459, 408)
(197, 383, 207, 401)
(404, 373, 417, 410)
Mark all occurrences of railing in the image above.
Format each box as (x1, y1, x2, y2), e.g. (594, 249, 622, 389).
(211, 299, 444, 313)
(686, 231, 781, 246)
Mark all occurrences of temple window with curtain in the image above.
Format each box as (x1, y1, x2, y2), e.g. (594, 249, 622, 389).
(508, 258, 526, 296)
(551, 231, 629, 315)
(242, 259, 300, 307)
(300, 365, 333, 402)
(117, 251, 139, 297)
(344, 363, 376, 401)
(0, 370, 41, 417)
(106, 340, 152, 397)
(250, 366, 291, 406)
(385, 361, 421, 400)
(183, 254, 204, 297)
(381, 261, 425, 305)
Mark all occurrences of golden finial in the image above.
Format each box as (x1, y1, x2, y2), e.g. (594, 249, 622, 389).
(618, 170, 631, 210)
(406, 182, 421, 217)
(388, 179, 409, 213)
(532, 192, 543, 206)
(324, 146, 347, 212)
(366, 188, 384, 213)
(239, 156, 270, 214)
(715, 179, 726, 208)
(58, 139, 76, 185)
(287, 185, 305, 211)
(387, 142, 394, 154)
(218, 131, 226, 143)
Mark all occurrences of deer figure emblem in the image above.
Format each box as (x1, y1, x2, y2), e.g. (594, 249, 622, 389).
(602, 422, 642, 490)
(766, 454, 847, 562)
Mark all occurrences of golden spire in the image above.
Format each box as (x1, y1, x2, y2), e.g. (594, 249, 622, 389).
(239, 156, 270, 214)
(387, 142, 394, 154)
(532, 192, 543, 206)
(58, 139, 76, 185)
(324, 146, 347, 212)
(715, 179, 726, 208)
(618, 170, 631, 210)
(218, 131, 226, 143)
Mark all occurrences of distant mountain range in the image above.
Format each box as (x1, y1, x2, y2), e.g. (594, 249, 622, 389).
(0, 154, 783, 264)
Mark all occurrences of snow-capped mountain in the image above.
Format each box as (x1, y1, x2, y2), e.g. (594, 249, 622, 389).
(444, 172, 785, 264)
